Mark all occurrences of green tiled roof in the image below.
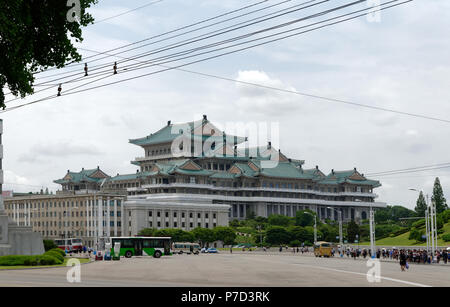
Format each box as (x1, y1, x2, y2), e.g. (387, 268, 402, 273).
(319, 169, 381, 187)
(129, 120, 246, 147)
(260, 162, 314, 179)
(209, 172, 238, 179)
(54, 168, 109, 185)
(107, 172, 154, 182)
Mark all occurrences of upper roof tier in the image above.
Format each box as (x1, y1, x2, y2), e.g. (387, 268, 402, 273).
(54, 167, 110, 185)
(129, 116, 247, 147)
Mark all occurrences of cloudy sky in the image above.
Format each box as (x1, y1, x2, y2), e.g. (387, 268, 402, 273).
(2, 0, 450, 210)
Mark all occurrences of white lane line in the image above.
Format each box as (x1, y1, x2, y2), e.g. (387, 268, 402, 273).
(295, 263, 432, 287)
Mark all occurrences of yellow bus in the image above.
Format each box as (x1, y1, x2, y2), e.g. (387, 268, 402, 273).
(314, 241, 332, 257)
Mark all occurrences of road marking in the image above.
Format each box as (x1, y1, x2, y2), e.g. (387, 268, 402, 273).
(295, 263, 432, 287)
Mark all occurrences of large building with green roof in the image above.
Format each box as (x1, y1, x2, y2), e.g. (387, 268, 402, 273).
(110, 115, 385, 236)
(4, 115, 386, 245)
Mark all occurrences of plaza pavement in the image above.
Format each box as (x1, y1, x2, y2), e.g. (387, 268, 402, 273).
(0, 252, 449, 287)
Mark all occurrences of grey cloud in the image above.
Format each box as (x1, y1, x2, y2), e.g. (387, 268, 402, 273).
(18, 141, 103, 163)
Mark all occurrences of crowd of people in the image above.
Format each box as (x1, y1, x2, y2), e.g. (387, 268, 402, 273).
(334, 246, 449, 265)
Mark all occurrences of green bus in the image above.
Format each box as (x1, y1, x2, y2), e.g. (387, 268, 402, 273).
(110, 237, 172, 258)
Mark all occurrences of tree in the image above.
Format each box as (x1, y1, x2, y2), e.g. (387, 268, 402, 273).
(414, 191, 427, 217)
(267, 214, 292, 227)
(229, 219, 240, 227)
(295, 210, 315, 227)
(318, 223, 338, 242)
(0, 0, 98, 108)
(214, 226, 236, 246)
(265, 226, 291, 245)
(138, 228, 157, 236)
(246, 208, 256, 220)
(43, 239, 57, 251)
(375, 205, 416, 223)
(432, 177, 448, 213)
(191, 228, 216, 247)
(287, 226, 308, 242)
(409, 227, 425, 242)
(154, 229, 195, 242)
(346, 220, 359, 243)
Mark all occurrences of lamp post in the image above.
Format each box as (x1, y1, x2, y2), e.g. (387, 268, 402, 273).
(257, 225, 263, 247)
(64, 205, 78, 252)
(409, 188, 433, 257)
(304, 211, 317, 244)
(327, 207, 343, 251)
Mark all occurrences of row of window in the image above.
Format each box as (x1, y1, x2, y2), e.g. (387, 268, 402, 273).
(148, 221, 216, 229)
(148, 211, 216, 219)
(5, 199, 122, 211)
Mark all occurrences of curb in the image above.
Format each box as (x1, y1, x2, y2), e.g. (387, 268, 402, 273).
(0, 258, 94, 271)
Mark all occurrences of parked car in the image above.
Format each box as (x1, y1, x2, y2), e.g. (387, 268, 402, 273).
(207, 248, 218, 253)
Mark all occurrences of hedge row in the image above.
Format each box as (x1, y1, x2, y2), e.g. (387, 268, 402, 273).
(0, 248, 65, 266)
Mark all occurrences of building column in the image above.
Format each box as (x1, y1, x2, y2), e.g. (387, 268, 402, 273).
(114, 199, 118, 236)
(107, 197, 111, 236)
(98, 196, 103, 242)
(120, 198, 124, 236)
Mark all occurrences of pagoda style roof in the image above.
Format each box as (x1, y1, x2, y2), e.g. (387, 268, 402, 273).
(129, 117, 247, 147)
(108, 159, 381, 188)
(54, 167, 110, 185)
(318, 168, 381, 187)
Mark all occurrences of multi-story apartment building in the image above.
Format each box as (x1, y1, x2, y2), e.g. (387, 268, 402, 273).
(4, 168, 126, 248)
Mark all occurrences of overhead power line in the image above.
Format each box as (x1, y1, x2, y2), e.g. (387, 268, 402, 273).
(9, 0, 405, 95)
(33, 0, 272, 75)
(2, 0, 416, 119)
(31, 0, 305, 83)
(91, 0, 165, 25)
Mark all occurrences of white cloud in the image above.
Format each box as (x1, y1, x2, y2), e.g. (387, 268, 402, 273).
(234, 70, 302, 116)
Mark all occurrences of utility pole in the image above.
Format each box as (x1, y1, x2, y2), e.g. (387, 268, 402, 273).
(327, 207, 342, 249)
(429, 196, 435, 261)
(369, 205, 376, 258)
(304, 211, 317, 245)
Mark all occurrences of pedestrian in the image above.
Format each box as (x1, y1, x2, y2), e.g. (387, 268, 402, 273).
(279, 245, 282, 252)
(399, 250, 407, 271)
(230, 246, 232, 254)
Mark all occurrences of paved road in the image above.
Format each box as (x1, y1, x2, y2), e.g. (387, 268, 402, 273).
(0, 253, 449, 287)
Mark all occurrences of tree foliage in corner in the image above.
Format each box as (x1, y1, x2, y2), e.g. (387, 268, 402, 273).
(0, 0, 98, 108)
(432, 177, 448, 214)
(414, 191, 427, 217)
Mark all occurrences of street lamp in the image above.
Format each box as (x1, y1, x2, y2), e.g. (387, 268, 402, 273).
(257, 225, 263, 247)
(409, 188, 435, 257)
(304, 211, 317, 245)
(327, 207, 343, 252)
(64, 205, 78, 252)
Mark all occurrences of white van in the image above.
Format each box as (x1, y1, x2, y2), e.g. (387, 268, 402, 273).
(172, 242, 201, 255)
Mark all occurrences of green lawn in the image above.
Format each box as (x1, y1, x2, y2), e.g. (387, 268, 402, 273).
(0, 257, 91, 270)
(356, 222, 450, 247)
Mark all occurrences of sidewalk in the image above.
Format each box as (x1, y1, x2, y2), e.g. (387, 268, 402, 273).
(223, 250, 450, 266)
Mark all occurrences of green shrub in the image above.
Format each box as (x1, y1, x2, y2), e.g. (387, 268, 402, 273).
(48, 248, 66, 257)
(0, 255, 29, 266)
(441, 210, 450, 223)
(442, 234, 450, 242)
(43, 240, 57, 251)
(44, 251, 64, 263)
(411, 219, 425, 229)
(24, 256, 39, 266)
(38, 255, 59, 265)
(289, 240, 301, 247)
